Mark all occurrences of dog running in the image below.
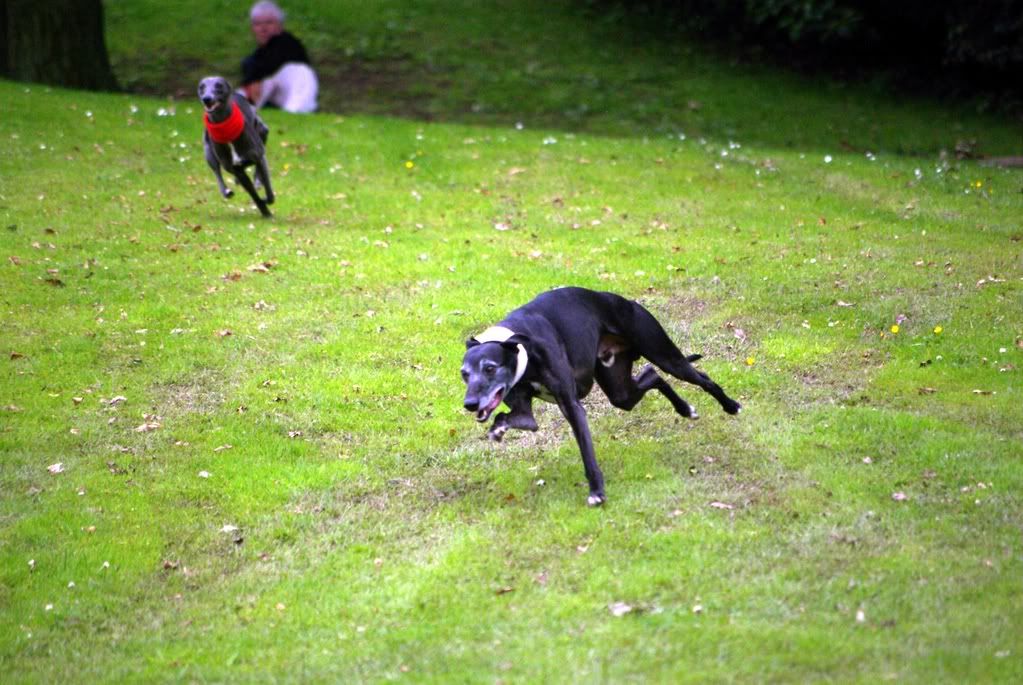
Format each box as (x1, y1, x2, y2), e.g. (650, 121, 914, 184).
(461, 287, 742, 506)
(198, 76, 274, 218)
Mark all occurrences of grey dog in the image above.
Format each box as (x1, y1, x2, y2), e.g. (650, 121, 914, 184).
(198, 76, 274, 218)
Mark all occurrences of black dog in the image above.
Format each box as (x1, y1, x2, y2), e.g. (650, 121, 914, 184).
(461, 287, 741, 506)
(198, 76, 274, 218)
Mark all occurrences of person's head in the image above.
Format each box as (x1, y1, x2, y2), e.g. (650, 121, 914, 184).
(250, 1, 285, 46)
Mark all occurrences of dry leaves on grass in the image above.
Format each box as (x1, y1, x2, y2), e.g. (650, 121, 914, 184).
(608, 601, 633, 617)
(135, 414, 161, 432)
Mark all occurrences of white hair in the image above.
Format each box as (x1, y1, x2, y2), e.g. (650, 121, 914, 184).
(250, 1, 285, 23)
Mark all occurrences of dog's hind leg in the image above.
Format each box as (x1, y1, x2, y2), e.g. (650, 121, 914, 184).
(254, 157, 274, 205)
(231, 168, 272, 218)
(596, 359, 697, 418)
(629, 304, 741, 415)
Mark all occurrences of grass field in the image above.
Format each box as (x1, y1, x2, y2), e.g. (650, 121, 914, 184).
(2, 1, 1022, 682)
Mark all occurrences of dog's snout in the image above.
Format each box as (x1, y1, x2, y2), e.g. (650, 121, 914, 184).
(202, 96, 215, 106)
(463, 397, 479, 412)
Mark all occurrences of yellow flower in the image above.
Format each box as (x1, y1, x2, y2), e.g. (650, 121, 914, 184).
(933, 325, 943, 334)
(405, 160, 414, 169)
(890, 324, 900, 334)
(745, 356, 755, 366)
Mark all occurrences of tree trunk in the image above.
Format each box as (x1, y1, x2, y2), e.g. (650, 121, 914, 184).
(2, 0, 118, 91)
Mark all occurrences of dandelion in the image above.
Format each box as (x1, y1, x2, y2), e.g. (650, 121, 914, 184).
(890, 324, 900, 334)
(404, 160, 414, 169)
(745, 357, 755, 366)
(933, 325, 943, 334)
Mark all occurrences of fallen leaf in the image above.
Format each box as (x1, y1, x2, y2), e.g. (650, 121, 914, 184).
(608, 601, 633, 617)
(213, 444, 233, 452)
(216, 329, 233, 338)
(891, 492, 908, 501)
(494, 586, 515, 595)
(10, 351, 24, 360)
(47, 462, 65, 474)
(107, 395, 127, 406)
(972, 389, 995, 395)
(135, 419, 160, 432)
(918, 387, 937, 395)
(219, 524, 239, 533)
(709, 501, 734, 510)
(247, 261, 276, 273)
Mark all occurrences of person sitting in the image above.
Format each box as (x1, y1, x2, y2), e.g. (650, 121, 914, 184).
(241, 1, 318, 113)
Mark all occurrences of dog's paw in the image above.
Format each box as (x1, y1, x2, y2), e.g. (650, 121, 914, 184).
(587, 493, 606, 507)
(487, 424, 507, 442)
(265, 195, 275, 205)
(725, 400, 741, 415)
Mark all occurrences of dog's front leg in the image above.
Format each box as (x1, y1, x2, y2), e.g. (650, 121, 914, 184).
(559, 397, 605, 506)
(488, 395, 538, 442)
(204, 142, 233, 198)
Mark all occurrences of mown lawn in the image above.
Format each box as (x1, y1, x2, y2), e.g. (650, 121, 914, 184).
(2, 1, 1022, 682)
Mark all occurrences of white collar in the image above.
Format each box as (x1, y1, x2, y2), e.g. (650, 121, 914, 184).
(473, 326, 529, 389)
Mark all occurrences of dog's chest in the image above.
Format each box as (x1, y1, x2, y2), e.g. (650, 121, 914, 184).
(228, 143, 244, 166)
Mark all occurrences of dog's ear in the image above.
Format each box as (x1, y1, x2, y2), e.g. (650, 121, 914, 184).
(465, 337, 481, 349)
(500, 334, 530, 351)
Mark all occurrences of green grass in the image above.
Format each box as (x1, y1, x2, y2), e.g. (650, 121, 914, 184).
(2, 1, 1022, 682)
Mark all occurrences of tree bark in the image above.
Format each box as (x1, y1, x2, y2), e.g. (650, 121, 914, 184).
(2, 0, 118, 91)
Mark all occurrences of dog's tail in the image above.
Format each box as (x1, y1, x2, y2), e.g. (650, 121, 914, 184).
(686, 354, 703, 363)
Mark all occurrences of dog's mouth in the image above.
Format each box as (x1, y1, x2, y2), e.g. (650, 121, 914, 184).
(475, 387, 504, 422)
(202, 101, 224, 113)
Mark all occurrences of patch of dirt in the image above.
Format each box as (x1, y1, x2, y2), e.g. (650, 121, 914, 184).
(315, 56, 453, 120)
(119, 53, 456, 121)
(150, 369, 227, 416)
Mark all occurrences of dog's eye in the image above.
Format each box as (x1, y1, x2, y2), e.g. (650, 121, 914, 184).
(483, 364, 496, 377)
(460, 370, 469, 382)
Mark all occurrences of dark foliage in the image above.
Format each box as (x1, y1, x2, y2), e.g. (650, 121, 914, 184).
(586, 0, 1023, 108)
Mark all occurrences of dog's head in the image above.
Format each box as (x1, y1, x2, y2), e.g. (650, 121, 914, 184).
(461, 337, 527, 423)
(197, 76, 233, 114)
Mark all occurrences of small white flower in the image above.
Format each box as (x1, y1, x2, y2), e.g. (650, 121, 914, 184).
(824, 155, 833, 164)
